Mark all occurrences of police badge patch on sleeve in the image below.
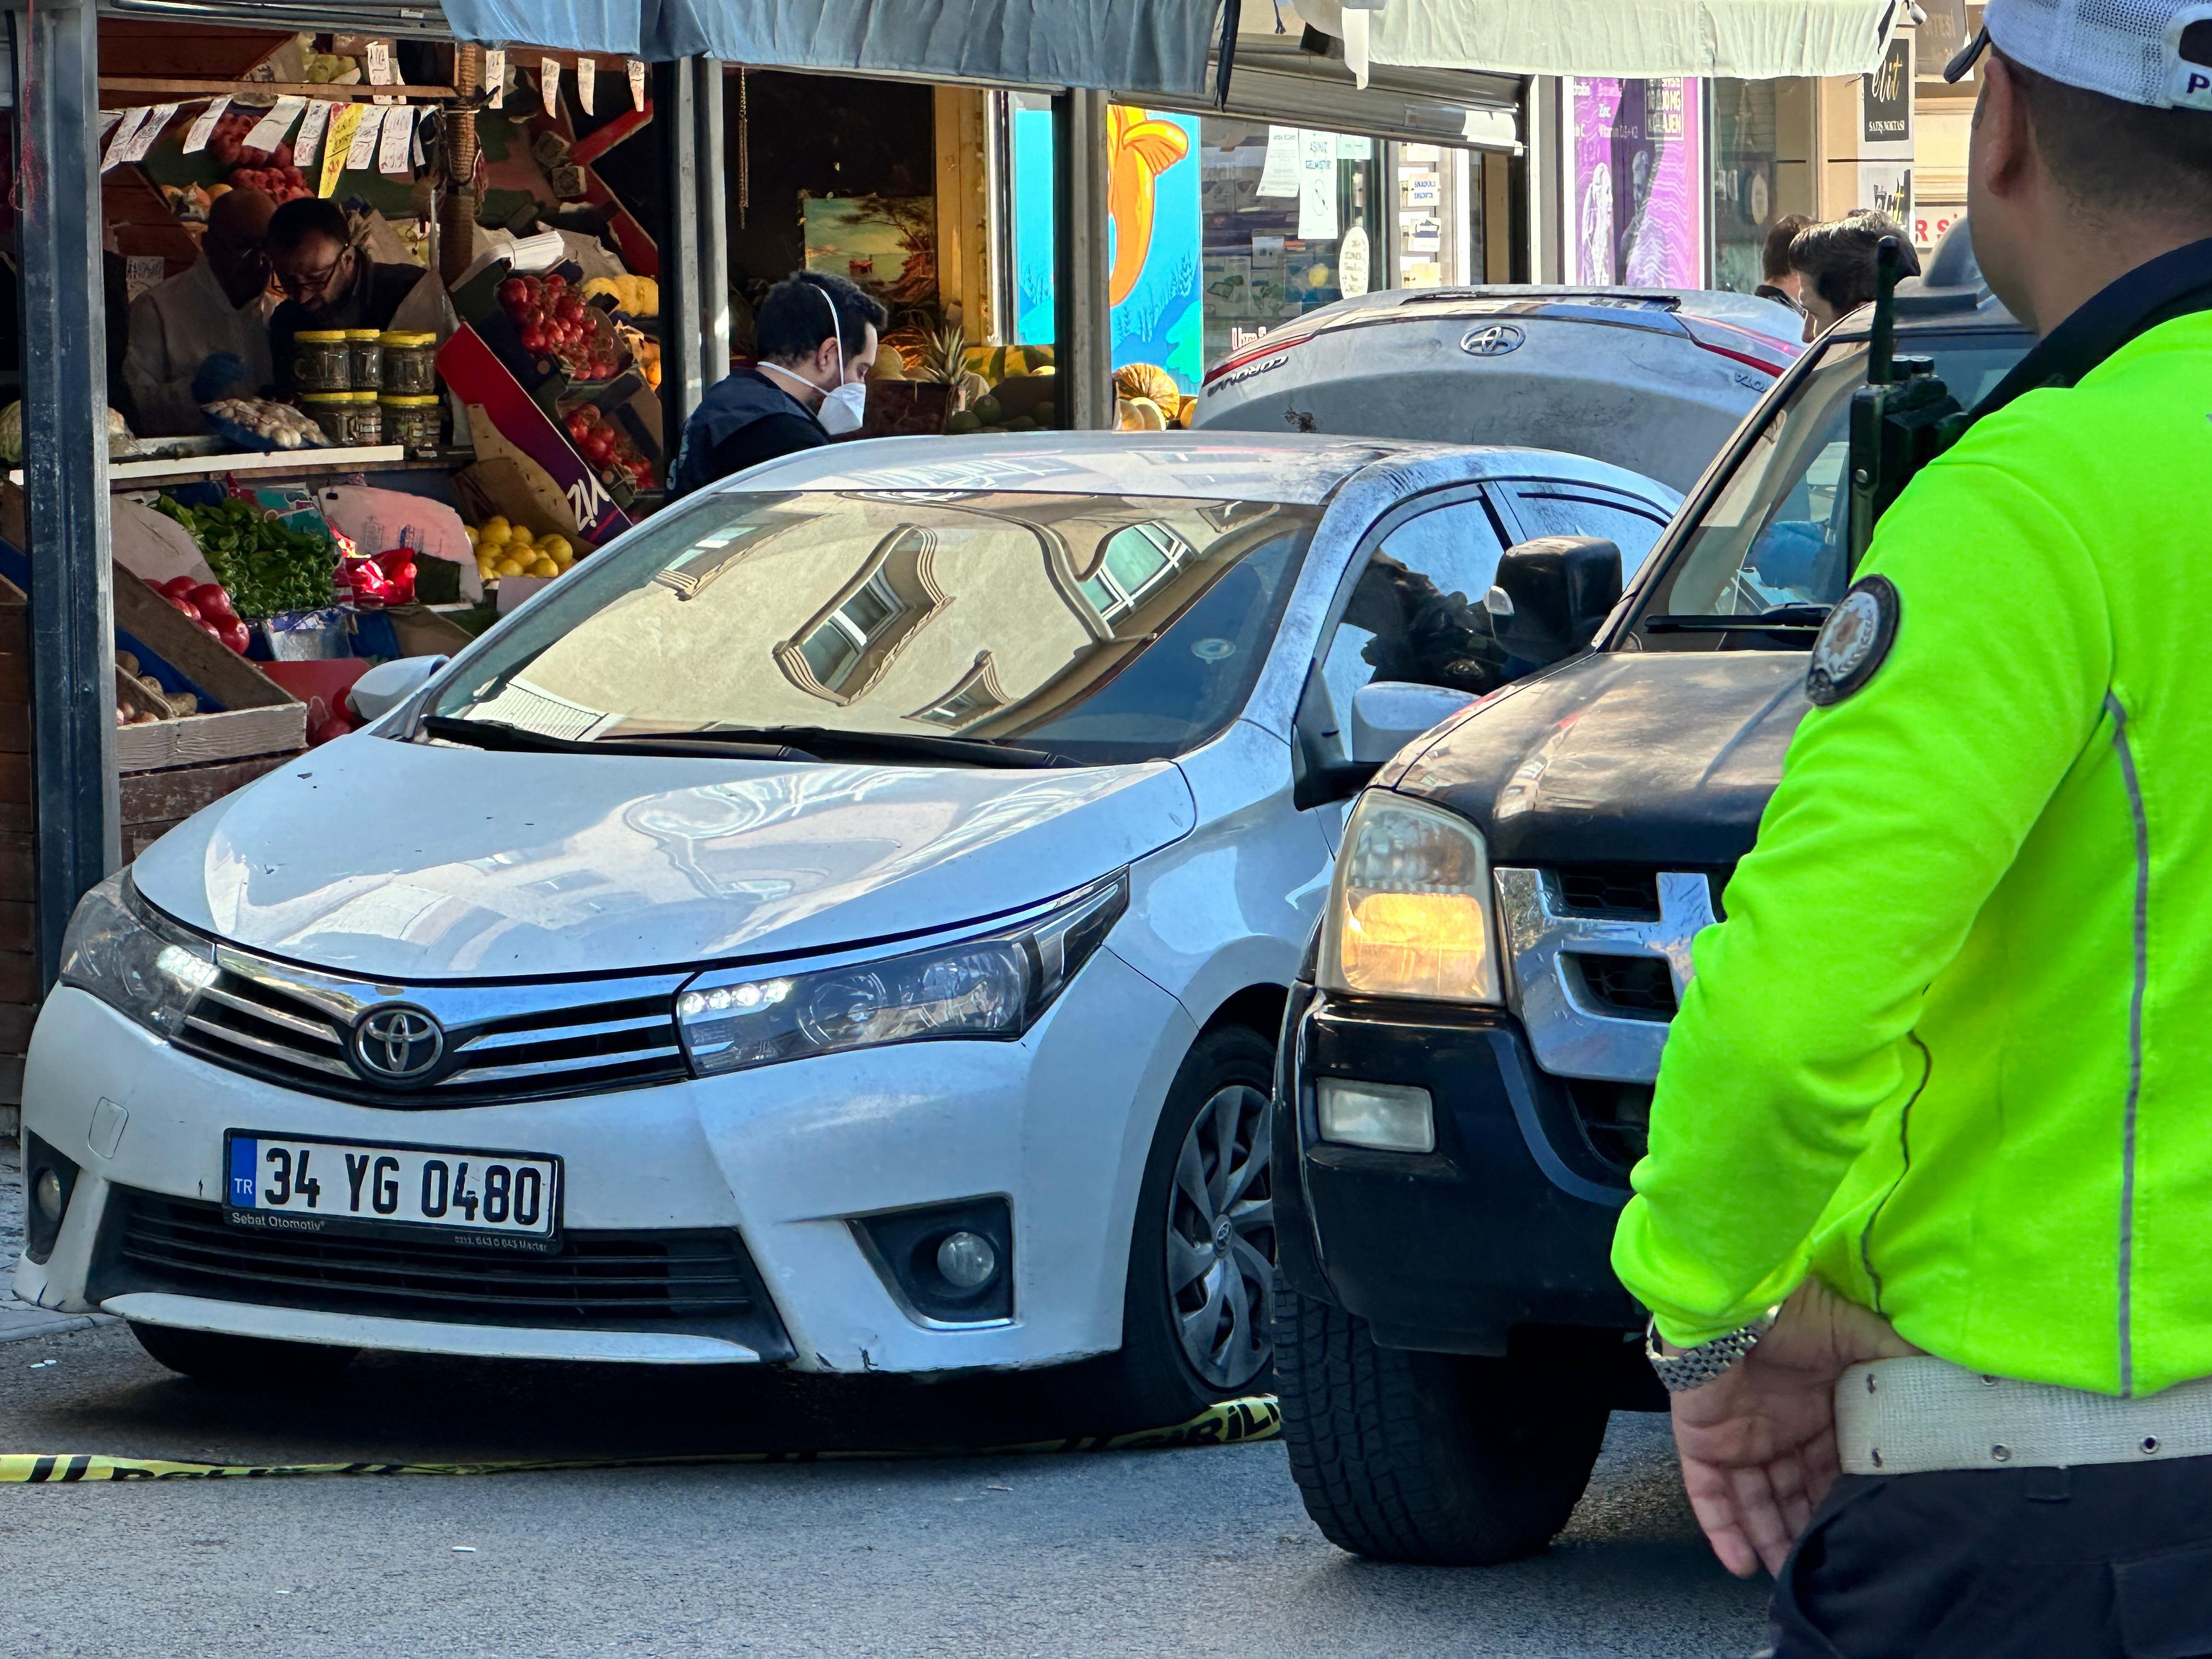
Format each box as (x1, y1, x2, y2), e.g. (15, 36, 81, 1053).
(1805, 575, 1900, 706)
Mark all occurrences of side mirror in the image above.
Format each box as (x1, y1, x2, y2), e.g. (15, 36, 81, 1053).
(1484, 536, 1621, 669)
(348, 654, 448, 724)
(1350, 680, 1477, 764)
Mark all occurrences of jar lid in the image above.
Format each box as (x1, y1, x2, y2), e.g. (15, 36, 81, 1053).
(380, 394, 441, 406)
(296, 330, 349, 343)
(302, 391, 379, 404)
(344, 328, 383, 341)
(379, 331, 437, 347)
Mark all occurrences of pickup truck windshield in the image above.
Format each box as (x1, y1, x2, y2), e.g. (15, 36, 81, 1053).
(1628, 330, 2030, 643)
(426, 489, 1319, 765)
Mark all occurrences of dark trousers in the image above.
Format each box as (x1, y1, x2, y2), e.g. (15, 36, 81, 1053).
(1765, 1457, 2212, 1657)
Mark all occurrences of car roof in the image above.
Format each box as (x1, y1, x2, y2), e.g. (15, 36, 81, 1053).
(719, 431, 1479, 506)
(1240, 283, 1803, 345)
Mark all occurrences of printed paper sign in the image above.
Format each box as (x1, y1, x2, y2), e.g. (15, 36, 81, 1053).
(183, 96, 230, 154)
(100, 106, 153, 171)
(1297, 129, 1339, 241)
(1257, 125, 1301, 198)
(378, 105, 416, 176)
(321, 104, 365, 195)
(628, 59, 647, 111)
(366, 38, 396, 103)
(244, 95, 306, 156)
(541, 58, 562, 117)
(1334, 134, 1373, 160)
(96, 110, 123, 142)
(576, 58, 595, 115)
(345, 104, 387, 173)
(121, 103, 181, 164)
(293, 98, 332, 171)
(485, 49, 507, 110)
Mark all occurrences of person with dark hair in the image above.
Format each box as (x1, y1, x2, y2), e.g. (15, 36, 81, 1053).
(264, 196, 424, 394)
(1613, 1, 2212, 1650)
(1787, 209, 1921, 340)
(1755, 211, 1814, 309)
(668, 270, 886, 497)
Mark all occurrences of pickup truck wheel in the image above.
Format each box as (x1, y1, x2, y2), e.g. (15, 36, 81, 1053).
(130, 1323, 358, 1391)
(1273, 1286, 1609, 1565)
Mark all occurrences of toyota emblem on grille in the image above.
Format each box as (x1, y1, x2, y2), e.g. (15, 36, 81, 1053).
(353, 1006, 444, 1084)
(1460, 322, 1526, 357)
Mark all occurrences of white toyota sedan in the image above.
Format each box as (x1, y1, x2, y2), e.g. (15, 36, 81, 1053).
(16, 433, 1677, 1425)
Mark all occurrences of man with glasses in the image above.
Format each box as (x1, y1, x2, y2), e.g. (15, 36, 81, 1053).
(266, 197, 425, 396)
(122, 187, 279, 435)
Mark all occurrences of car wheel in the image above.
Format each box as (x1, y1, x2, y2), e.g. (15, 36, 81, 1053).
(129, 1322, 359, 1391)
(1075, 1025, 1278, 1431)
(1273, 1285, 1609, 1565)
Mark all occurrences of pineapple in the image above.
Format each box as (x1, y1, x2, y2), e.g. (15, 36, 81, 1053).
(914, 325, 967, 386)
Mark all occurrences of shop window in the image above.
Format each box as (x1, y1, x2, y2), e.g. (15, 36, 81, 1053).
(1709, 78, 1781, 296)
(1566, 78, 1706, 287)
(1395, 144, 1477, 289)
(776, 529, 949, 704)
(911, 653, 1009, 729)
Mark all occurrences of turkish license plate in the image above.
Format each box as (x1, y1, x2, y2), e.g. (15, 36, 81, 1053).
(223, 1132, 562, 1249)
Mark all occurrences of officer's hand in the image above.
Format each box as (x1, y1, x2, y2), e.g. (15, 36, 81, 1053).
(1667, 1278, 1918, 1579)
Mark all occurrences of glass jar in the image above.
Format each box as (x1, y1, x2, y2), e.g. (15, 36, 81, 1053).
(345, 329, 383, 391)
(380, 393, 440, 458)
(301, 391, 382, 447)
(292, 330, 352, 393)
(379, 331, 438, 396)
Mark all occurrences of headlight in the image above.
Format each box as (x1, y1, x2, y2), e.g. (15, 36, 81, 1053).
(675, 873, 1128, 1077)
(58, 872, 218, 1039)
(1317, 793, 1501, 1003)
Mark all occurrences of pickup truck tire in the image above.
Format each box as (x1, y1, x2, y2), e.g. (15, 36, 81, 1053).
(1273, 1286, 1609, 1565)
(129, 1322, 358, 1391)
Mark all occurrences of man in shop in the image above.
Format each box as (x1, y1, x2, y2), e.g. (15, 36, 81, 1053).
(668, 270, 884, 498)
(1614, 1, 2212, 1651)
(1787, 209, 1919, 341)
(122, 186, 279, 436)
(265, 197, 425, 395)
(1754, 212, 1812, 311)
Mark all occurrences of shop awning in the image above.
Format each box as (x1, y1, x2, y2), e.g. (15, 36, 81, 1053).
(1294, 0, 1904, 81)
(437, 0, 1233, 94)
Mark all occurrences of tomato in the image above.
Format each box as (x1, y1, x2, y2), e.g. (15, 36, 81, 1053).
(188, 583, 236, 622)
(555, 297, 586, 325)
(160, 575, 199, 600)
(520, 323, 548, 354)
(166, 595, 202, 623)
(219, 619, 251, 655)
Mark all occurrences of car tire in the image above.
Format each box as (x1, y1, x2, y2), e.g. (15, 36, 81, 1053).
(129, 1322, 359, 1391)
(1273, 1285, 1610, 1565)
(1072, 1025, 1278, 1432)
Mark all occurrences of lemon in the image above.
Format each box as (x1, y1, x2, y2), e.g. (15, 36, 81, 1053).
(529, 556, 558, 578)
(481, 516, 511, 545)
(537, 535, 572, 562)
(495, 556, 526, 577)
(507, 526, 534, 550)
(549, 547, 574, 569)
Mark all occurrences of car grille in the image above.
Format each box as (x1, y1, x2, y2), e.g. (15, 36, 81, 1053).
(1554, 865, 1663, 917)
(93, 1189, 795, 1355)
(1563, 1079, 1652, 1175)
(173, 948, 691, 1108)
(1568, 953, 1679, 1018)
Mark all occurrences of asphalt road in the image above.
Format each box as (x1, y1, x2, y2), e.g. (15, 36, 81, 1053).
(0, 1149, 1768, 1657)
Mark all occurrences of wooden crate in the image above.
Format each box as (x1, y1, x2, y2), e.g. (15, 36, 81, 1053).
(114, 569, 309, 766)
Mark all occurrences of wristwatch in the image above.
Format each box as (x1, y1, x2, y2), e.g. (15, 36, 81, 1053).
(1644, 1307, 1781, 1393)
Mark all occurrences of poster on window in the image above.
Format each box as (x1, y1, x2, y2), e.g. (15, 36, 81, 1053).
(1567, 78, 1705, 289)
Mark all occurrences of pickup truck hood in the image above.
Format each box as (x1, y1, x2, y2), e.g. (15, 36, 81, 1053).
(131, 735, 1197, 981)
(1392, 651, 1809, 867)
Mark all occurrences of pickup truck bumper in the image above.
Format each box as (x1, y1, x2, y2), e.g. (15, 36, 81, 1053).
(1276, 982, 1646, 1358)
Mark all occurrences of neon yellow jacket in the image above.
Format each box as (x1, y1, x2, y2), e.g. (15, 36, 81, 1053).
(1612, 309, 2212, 1398)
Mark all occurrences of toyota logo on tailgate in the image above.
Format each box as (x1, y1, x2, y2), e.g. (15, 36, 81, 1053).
(1460, 322, 1526, 357)
(353, 1006, 445, 1084)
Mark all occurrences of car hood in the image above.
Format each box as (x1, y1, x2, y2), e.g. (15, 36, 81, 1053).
(132, 736, 1198, 980)
(1391, 651, 1810, 867)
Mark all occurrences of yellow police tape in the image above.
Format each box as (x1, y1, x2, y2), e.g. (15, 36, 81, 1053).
(0, 1394, 1280, 1485)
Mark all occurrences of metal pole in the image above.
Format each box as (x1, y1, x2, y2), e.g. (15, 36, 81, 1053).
(1050, 88, 1112, 430)
(657, 59, 705, 444)
(696, 60, 730, 387)
(12, 0, 116, 988)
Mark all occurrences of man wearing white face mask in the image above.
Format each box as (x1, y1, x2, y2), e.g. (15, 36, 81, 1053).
(668, 270, 885, 497)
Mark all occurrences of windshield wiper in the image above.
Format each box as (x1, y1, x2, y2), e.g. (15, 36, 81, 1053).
(1642, 603, 1831, 635)
(607, 725, 1074, 769)
(420, 714, 817, 763)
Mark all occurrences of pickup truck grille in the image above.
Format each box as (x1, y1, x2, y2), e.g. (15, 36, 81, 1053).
(1554, 865, 1662, 917)
(173, 947, 691, 1107)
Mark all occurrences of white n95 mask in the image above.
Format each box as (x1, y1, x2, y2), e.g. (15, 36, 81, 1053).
(819, 380, 868, 435)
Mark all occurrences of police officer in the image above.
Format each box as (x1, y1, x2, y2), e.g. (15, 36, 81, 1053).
(1608, 3, 2212, 1651)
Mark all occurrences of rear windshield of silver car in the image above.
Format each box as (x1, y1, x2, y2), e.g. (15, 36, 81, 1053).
(1626, 331, 2029, 645)
(426, 490, 1322, 764)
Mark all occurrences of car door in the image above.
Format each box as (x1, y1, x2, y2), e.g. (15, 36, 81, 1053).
(1488, 477, 1676, 576)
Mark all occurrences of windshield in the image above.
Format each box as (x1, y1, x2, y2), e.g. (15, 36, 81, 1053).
(1627, 330, 2029, 644)
(426, 489, 1320, 764)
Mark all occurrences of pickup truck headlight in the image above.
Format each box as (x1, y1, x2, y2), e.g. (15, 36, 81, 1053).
(675, 873, 1128, 1077)
(58, 872, 218, 1039)
(1318, 793, 1502, 1004)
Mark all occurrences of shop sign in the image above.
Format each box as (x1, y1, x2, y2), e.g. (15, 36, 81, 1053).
(1862, 36, 1913, 146)
(1916, 0, 1973, 74)
(1857, 163, 1912, 225)
(1912, 204, 1959, 251)
(1567, 78, 1706, 288)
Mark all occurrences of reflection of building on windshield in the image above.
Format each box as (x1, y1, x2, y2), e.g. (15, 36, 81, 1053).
(912, 652, 1008, 727)
(1077, 523, 1195, 622)
(776, 527, 949, 704)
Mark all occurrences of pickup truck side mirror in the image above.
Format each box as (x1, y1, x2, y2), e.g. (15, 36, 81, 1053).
(349, 654, 448, 724)
(1483, 535, 1622, 669)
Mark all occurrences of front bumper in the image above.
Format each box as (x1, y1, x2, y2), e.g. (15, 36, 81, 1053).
(16, 951, 1194, 1373)
(1280, 985, 1644, 1356)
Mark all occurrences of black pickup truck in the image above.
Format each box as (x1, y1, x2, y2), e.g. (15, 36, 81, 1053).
(1269, 227, 2034, 1565)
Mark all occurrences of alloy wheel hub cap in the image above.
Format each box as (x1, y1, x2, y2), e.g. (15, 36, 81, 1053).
(1166, 1082, 1277, 1391)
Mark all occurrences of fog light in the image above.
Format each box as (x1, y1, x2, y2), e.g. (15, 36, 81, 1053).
(33, 1169, 64, 1223)
(1317, 1078, 1436, 1153)
(935, 1231, 998, 1290)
